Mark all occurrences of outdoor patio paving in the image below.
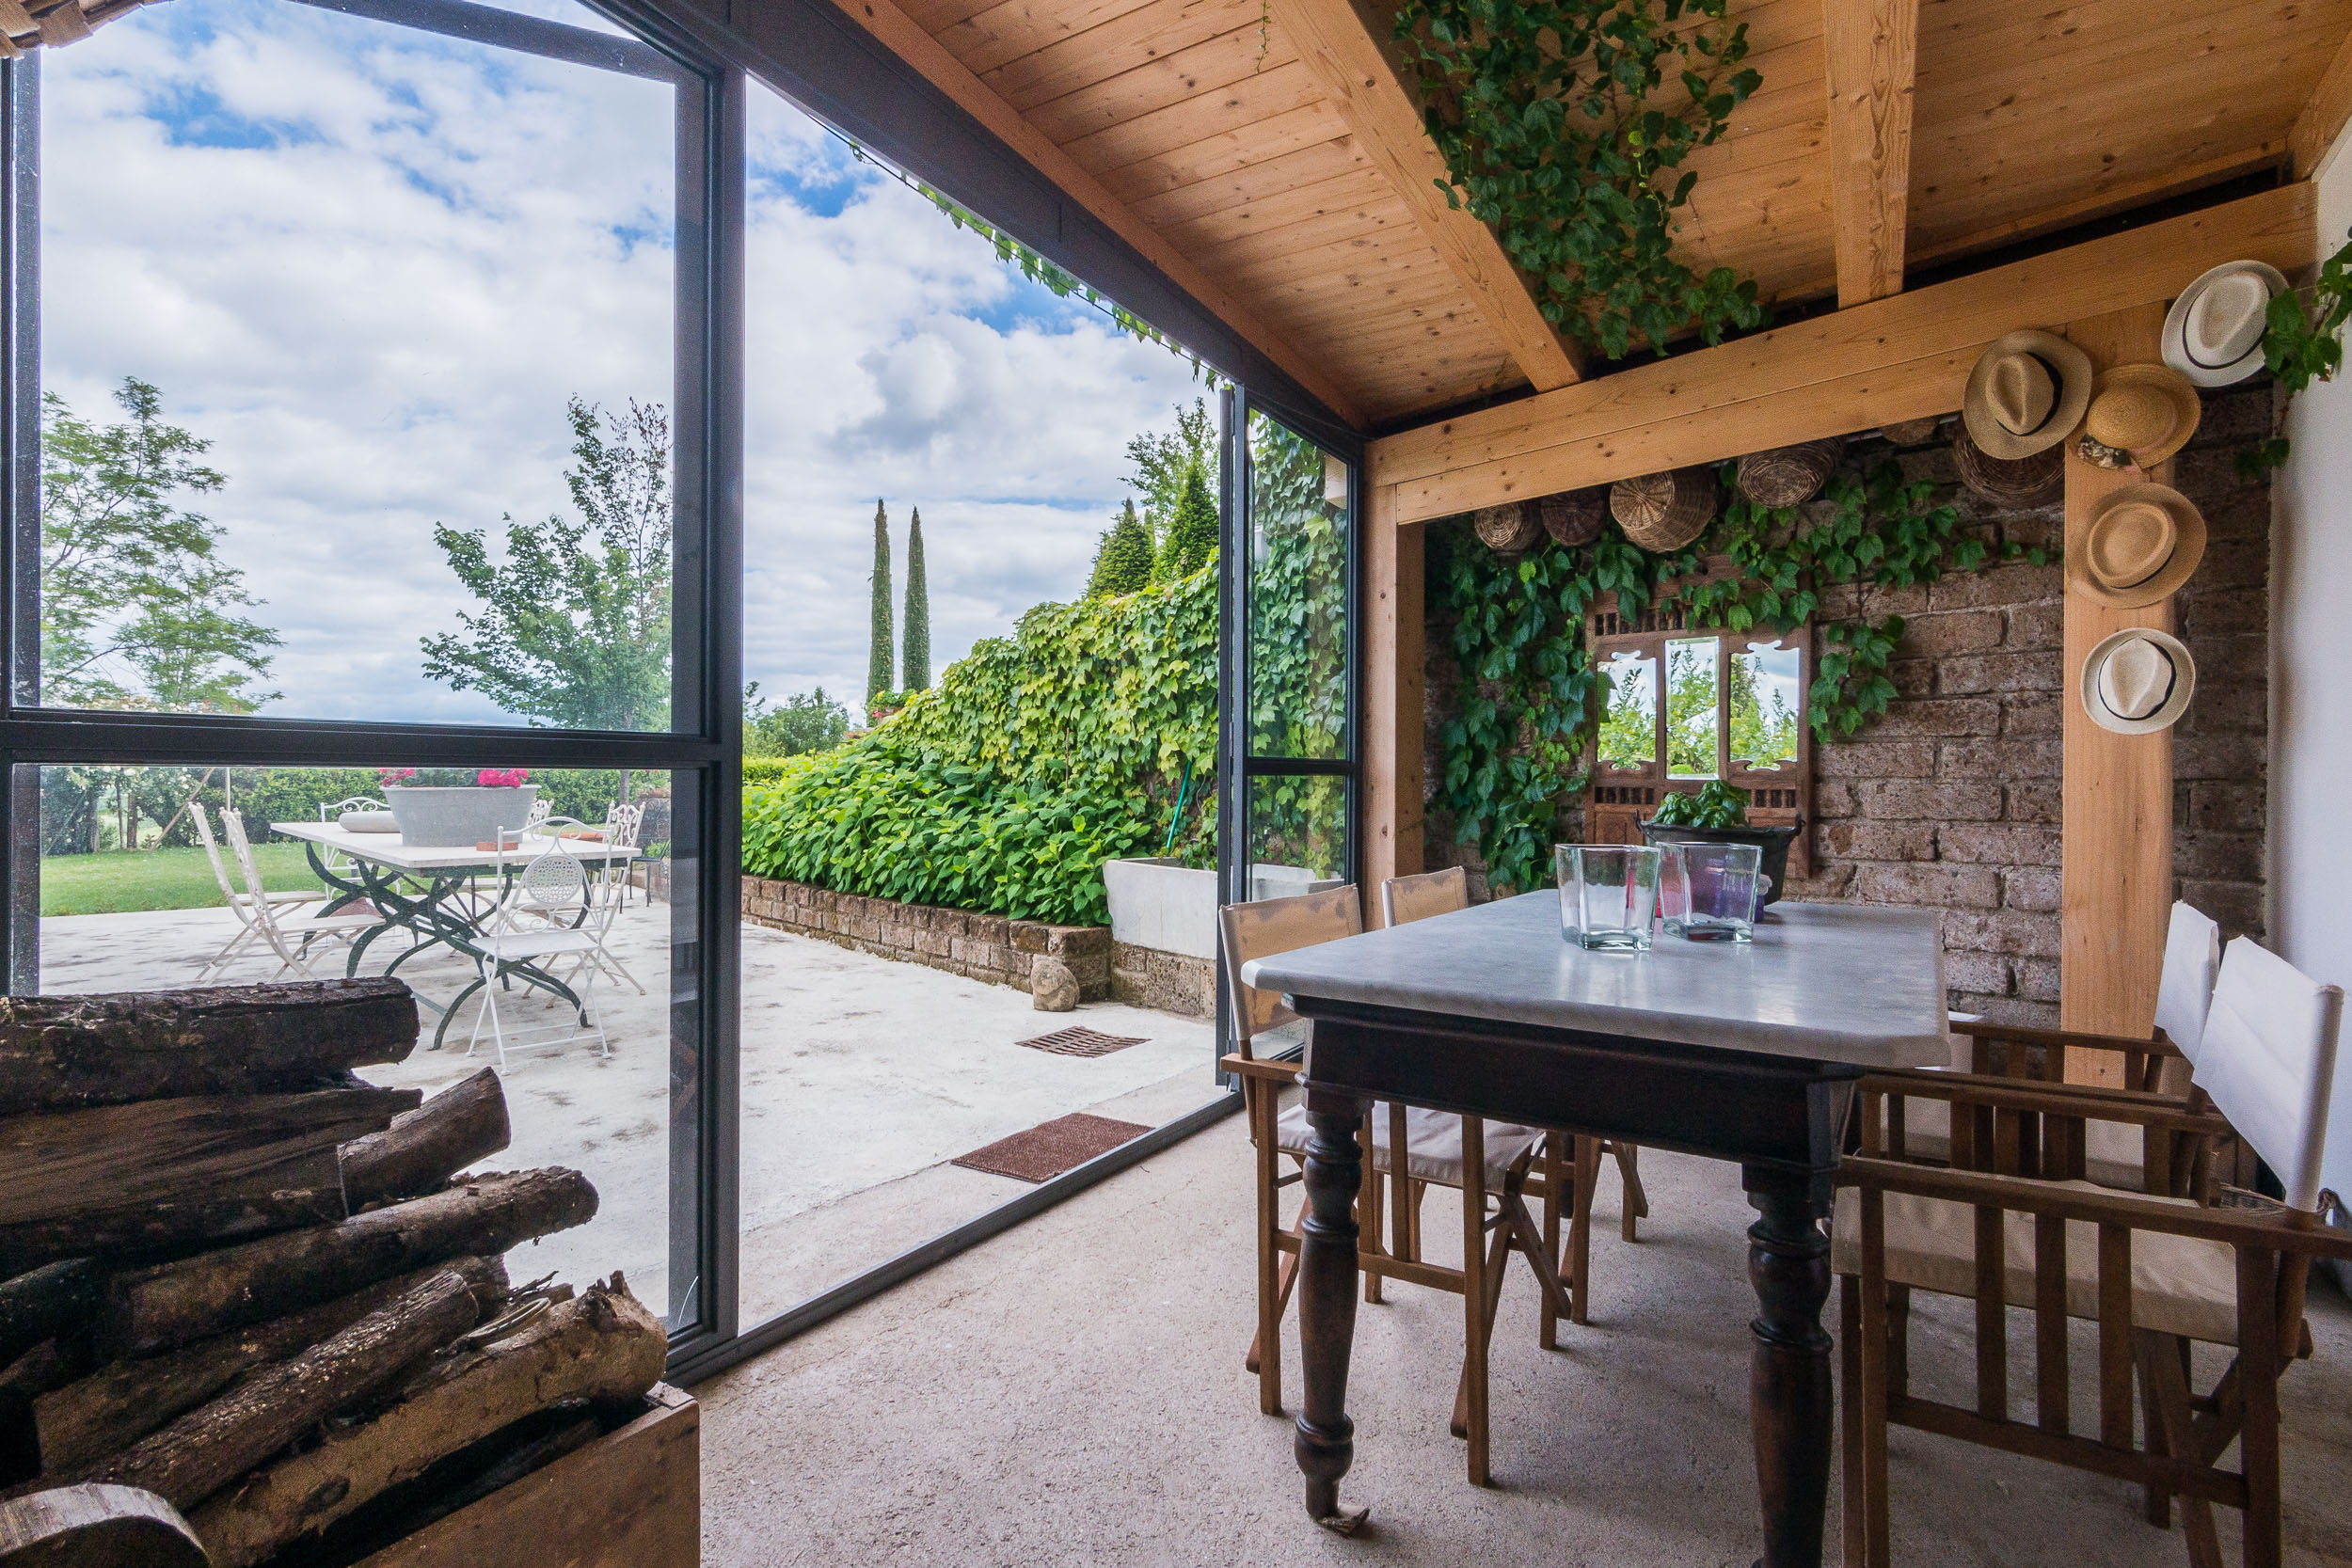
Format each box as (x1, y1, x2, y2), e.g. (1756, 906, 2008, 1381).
(39, 900, 1219, 1326)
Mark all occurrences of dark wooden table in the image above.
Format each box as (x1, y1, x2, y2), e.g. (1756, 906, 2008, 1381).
(1242, 894, 1948, 1568)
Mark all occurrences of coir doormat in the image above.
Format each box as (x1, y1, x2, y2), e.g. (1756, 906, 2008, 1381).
(952, 1112, 1152, 1183)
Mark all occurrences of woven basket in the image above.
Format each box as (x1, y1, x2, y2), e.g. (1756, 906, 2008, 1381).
(1952, 429, 2063, 508)
(1735, 438, 1845, 509)
(1538, 486, 1608, 547)
(1472, 502, 1542, 553)
(1611, 467, 1718, 552)
(1879, 416, 1945, 446)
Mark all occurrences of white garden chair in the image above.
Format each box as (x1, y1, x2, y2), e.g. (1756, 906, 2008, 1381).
(187, 799, 328, 983)
(217, 807, 381, 982)
(463, 828, 631, 1066)
(605, 800, 646, 907)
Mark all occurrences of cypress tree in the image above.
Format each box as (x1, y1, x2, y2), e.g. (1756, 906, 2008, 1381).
(1085, 499, 1154, 598)
(1155, 461, 1218, 580)
(866, 499, 893, 705)
(901, 506, 930, 691)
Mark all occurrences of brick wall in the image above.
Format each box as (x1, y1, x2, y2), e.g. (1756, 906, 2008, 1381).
(740, 876, 1112, 1001)
(1421, 385, 2273, 1025)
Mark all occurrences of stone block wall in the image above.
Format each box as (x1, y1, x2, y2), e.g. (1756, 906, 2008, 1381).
(1108, 943, 1216, 1018)
(740, 876, 1112, 1001)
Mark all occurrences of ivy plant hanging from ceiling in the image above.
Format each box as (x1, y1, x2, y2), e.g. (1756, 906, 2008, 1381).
(1392, 0, 1765, 358)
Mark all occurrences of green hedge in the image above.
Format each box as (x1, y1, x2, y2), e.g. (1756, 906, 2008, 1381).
(742, 564, 1216, 927)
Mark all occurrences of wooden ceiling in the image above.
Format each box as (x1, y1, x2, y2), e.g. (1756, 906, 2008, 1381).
(846, 0, 2352, 429)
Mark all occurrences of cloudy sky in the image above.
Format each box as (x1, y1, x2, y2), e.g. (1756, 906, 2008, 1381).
(39, 0, 1208, 727)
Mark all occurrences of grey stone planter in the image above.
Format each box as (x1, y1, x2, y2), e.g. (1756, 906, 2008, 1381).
(384, 785, 540, 847)
(1102, 857, 1217, 960)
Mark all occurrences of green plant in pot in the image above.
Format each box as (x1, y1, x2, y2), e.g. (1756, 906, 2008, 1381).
(1640, 781, 1800, 908)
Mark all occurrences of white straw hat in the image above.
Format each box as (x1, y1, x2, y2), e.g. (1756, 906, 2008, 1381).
(2162, 261, 2287, 388)
(2079, 627, 2196, 736)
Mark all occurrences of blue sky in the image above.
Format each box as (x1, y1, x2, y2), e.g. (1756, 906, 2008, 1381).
(39, 0, 1207, 724)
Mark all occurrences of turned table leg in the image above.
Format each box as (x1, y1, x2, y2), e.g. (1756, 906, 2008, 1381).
(1295, 1085, 1370, 1533)
(1743, 1164, 1836, 1568)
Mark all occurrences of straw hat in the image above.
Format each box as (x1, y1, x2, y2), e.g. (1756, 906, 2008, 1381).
(2071, 483, 2206, 607)
(2079, 627, 2196, 736)
(1963, 329, 2093, 459)
(2082, 364, 2201, 467)
(2163, 260, 2287, 388)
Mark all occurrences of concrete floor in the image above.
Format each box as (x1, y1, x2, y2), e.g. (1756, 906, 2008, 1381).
(40, 904, 1221, 1324)
(697, 1116, 2352, 1568)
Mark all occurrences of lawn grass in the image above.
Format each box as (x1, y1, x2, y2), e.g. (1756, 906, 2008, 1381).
(41, 842, 326, 916)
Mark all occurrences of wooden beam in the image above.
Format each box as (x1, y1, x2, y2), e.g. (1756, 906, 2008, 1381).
(1367, 182, 2315, 521)
(1359, 482, 1422, 926)
(2290, 21, 2352, 179)
(1271, 0, 1585, 392)
(821, 0, 1371, 429)
(2059, 304, 2174, 1072)
(1823, 0, 1917, 308)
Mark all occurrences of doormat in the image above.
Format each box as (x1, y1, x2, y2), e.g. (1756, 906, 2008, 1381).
(1017, 1025, 1147, 1058)
(952, 1112, 1152, 1184)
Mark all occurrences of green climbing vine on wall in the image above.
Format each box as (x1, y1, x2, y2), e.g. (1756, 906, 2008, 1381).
(1433, 458, 2054, 895)
(1392, 0, 1766, 358)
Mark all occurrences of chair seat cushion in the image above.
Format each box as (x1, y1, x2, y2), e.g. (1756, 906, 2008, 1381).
(1275, 1101, 1542, 1187)
(1883, 1093, 2151, 1192)
(1832, 1180, 2242, 1345)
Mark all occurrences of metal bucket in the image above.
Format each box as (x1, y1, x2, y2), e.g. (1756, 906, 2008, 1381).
(384, 785, 540, 847)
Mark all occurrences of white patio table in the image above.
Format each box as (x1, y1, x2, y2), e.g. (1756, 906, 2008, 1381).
(273, 820, 641, 1049)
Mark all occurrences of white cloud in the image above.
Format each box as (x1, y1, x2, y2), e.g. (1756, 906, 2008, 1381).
(38, 0, 1208, 726)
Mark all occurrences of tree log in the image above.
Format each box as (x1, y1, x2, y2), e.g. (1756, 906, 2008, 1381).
(0, 1482, 209, 1568)
(341, 1069, 510, 1210)
(0, 1266, 96, 1370)
(32, 1258, 509, 1480)
(0, 982, 418, 1117)
(188, 1279, 665, 1568)
(0, 1088, 421, 1272)
(86, 1270, 481, 1512)
(103, 1169, 596, 1356)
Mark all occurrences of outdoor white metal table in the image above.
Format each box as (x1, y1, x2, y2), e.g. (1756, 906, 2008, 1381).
(273, 820, 641, 1049)
(1243, 893, 1948, 1567)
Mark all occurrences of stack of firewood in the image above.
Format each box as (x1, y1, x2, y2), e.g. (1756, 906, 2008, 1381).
(0, 979, 667, 1567)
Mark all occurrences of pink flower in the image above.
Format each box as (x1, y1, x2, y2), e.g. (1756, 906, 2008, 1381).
(477, 768, 532, 788)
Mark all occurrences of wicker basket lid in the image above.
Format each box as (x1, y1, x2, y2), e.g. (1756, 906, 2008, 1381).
(1952, 428, 2063, 508)
(1611, 467, 1718, 552)
(1538, 486, 1608, 547)
(1735, 437, 1846, 509)
(1472, 502, 1542, 554)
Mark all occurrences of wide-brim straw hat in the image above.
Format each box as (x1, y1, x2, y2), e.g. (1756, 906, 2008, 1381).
(2070, 483, 2206, 607)
(1963, 328, 2093, 459)
(2163, 260, 2288, 388)
(2083, 364, 2201, 467)
(2079, 627, 2196, 736)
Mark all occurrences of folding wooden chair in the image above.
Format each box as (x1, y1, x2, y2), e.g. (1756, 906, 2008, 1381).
(1836, 938, 2352, 1568)
(1221, 884, 1570, 1485)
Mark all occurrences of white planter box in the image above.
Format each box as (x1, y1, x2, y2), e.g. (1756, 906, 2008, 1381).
(1102, 857, 1217, 961)
(1248, 863, 1345, 902)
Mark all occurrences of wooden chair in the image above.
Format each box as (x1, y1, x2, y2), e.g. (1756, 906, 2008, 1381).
(1836, 937, 2352, 1568)
(1220, 885, 1570, 1485)
(1378, 866, 1647, 1340)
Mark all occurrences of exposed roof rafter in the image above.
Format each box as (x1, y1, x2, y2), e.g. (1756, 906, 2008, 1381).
(2290, 18, 2352, 179)
(1824, 0, 1918, 309)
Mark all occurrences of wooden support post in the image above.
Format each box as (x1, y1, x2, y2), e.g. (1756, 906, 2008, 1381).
(1360, 485, 1423, 926)
(2060, 304, 2176, 1078)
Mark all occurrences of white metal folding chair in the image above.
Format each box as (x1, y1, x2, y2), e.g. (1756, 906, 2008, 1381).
(464, 828, 629, 1066)
(186, 800, 329, 983)
(216, 807, 380, 982)
(605, 800, 646, 907)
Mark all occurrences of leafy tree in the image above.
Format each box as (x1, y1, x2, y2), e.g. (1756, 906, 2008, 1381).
(744, 681, 850, 757)
(1155, 461, 1217, 582)
(1085, 499, 1153, 598)
(901, 505, 930, 692)
(866, 499, 893, 706)
(1123, 398, 1214, 555)
(1727, 645, 1800, 768)
(421, 398, 673, 731)
(1596, 653, 1654, 770)
(1664, 639, 1717, 776)
(40, 378, 281, 713)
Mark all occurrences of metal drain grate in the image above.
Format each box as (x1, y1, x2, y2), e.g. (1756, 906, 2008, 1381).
(1016, 1025, 1147, 1058)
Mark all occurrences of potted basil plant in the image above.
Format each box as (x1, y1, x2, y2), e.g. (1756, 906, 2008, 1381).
(1640, 780, 1802, 908)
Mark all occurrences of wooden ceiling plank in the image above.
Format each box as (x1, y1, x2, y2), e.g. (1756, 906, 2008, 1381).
(1369, 182, 2312, 511)
(1022, 22, 1281, 145)
(980, 0, 1261, 111)
(1919, 0, 2349, 94)
(1096, 103, 1353, 202)
(1824, 0, 1918, 307)
(1189, 191, 1408, 271)
(1058, 58, 1326, 174)
(1155, 163, 1394, 250)
(1910, 144, 2287, 262)
(2291, 18, 2352, 176)
(932, 0, 1164, 79)
(1128, 135, 1370, 226)
(820, 0, 1370, 427)
(1270, 0, 1584, 390)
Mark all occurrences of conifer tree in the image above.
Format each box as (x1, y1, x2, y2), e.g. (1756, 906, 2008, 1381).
(1084, 499, 1154, 598)
(1154, 461, 1218, 580)
(901, 506, 930, 691)
(866, 499, 893, 705)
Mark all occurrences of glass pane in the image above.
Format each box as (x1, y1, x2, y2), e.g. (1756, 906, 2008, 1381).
(1597, 649, 1659, 771)
(1247, 413, 1348, 759)
(30, 762, 699, 1329)
(1247, 773, 1347, 898)
(1731, 639, 1804, 770)
(1664, 637, 1721, 779)
(31, 0, 681, 729)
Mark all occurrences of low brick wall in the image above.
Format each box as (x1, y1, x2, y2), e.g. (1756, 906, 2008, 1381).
(739, 876, 1111, 1000)
(1109, 942, 1216, 1019)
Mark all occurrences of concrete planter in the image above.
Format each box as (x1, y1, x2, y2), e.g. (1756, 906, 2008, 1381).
(384, 785, 539, 847)
(1248, 862, 1344, 902)
(1102, 857, 1217, 961)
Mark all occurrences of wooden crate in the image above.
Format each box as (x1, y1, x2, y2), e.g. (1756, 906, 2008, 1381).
(356, 1385, 698, 1568)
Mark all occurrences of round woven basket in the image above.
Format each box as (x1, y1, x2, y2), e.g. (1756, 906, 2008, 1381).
(1952, 429, 2063, 508)
(1611, 467, 1718, 552)
(1538, 486, 1608, 547)
(1735, 437, 1845, 508)
(1472, 501, 1542, 553)
(1879, 416, 1945, 446)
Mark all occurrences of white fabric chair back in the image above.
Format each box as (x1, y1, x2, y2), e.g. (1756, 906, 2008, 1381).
(217, 807, 270, 902)
(2153, 900, 2223, 1059)
(189, 800, 243, 908)
(2190, 938, 2344, 1212)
